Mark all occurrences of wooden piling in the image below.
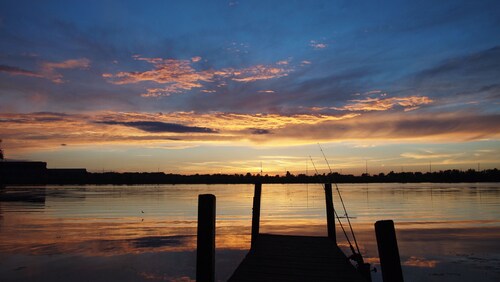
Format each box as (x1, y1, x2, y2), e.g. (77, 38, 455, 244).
(196, 194, 216, 282)
(251, 183, 262, 249)
(375, 220, 404, 282)
(324, 183, 336, 242)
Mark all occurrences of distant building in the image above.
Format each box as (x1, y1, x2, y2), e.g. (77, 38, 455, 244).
(0, 162, 88, 184)
(0, 161, 48, 184)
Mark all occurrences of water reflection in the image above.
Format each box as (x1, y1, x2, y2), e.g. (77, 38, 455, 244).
(0, 183, 499, 281)
(0, 187, 46, 204)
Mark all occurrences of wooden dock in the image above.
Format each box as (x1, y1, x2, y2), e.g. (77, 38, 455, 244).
(196, 183, 403, 282)
(226, 183, 368, 281)
(228, 234, 367, 282)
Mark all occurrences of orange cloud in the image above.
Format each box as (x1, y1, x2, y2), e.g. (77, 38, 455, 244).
(0, 111, 357, 151)
(104, 58, 211, 85)
(191, 56, 202, 62)
(103, 55, 292, 97)
(42, 58, 90, 70)
(334, 96, 433, 112)
(401, 151, 458, 159)
(231, 65, 289, 82)
(272, 111, 500, 145)
(1, 111, 498, 153)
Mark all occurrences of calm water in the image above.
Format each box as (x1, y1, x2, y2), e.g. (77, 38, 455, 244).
(0, 183, 499, 281)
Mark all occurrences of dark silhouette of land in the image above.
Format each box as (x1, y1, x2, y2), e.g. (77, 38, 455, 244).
(0, 160, 499, 185)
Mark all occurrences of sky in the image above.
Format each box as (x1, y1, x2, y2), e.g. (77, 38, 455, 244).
(0, 0, 499, 175)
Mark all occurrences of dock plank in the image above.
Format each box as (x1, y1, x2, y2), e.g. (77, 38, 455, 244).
(228, 234, 367, 282)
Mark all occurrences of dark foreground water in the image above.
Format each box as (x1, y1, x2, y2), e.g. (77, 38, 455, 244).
(0, 183, 499, 282)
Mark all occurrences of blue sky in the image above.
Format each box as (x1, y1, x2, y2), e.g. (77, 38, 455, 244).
(0, 0, 499, 174)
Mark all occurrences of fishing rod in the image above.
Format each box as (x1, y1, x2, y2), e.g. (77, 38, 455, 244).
(309, 155, 357, 260)
(318, 143, 364, 264)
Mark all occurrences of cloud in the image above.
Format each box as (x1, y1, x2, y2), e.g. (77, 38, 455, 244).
(363, 90, 383, 96)
(1, 111, 498, 152)
(0, 111, 357, 150)
(250, 128, 271, 135)
(0, 58, 90, 83)
(0, 112, 69, 123)
(259, 155, 305, 160)
(104, 57, 210, 96)
(96, 121, 217, 133)
(42, 59, 90, 70)
(103, 55, 292, 97)
(416, 46, 500, 82)
(272, 112, 500, 143)
(191, 56, 202, 62)
(310, 40, 327, 49)
(300, 60, 312, 66)
(40, 58, 90, 83)
(231, 64, 289, 82)
(196, 112, 359, 131)
(401, 151, 457, 159)
(0, 65, 43, 78)
(404, 46, 500, 104)
(333, 96, 433, 112)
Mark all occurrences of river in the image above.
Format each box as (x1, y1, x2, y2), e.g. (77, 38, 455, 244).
(0, 183, 499, 281)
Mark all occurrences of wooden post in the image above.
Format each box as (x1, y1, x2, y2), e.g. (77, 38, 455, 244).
(375, 220, 404, 282)
(324, 183, 336, 242)
(360, 262, 373, 282)
(251, 183, 262, 249)
(197, 194, 216, 282)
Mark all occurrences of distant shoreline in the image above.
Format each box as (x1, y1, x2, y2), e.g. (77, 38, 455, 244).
(2, 166, 499, 185)
(3, 181, 500, 187)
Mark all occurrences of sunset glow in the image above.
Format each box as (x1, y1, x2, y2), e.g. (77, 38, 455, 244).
(1, 1, 499, 174)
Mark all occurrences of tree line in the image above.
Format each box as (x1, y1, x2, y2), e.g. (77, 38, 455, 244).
(69, 168, 499, 184)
